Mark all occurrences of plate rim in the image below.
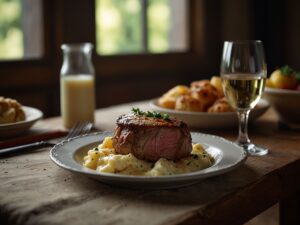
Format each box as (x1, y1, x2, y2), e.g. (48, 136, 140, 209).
(49, 131, 247, 183)
(265, 87, 300, 95)
(149, 98, 269, 116)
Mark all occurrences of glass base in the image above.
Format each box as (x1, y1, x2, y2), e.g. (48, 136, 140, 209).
(238, 142, 269, 156)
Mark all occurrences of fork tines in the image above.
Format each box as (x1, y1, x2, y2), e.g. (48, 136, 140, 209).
(65, 122, 93, 140)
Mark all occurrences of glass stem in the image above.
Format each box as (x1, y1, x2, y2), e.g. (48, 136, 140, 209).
(236, 109, 250, 145)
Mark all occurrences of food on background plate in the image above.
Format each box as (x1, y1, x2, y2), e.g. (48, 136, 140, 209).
(0, 97, 26, 124)
(208, 97, 236, 113)
(158, 85, 190, 109)
(266, 65, 300, 90)
(175, 95, 205, 112)
(190, 80, 219, 111)
(157, 76, 234, 112)
(210, 76, 224, 97)
(83, 108, 214, 176)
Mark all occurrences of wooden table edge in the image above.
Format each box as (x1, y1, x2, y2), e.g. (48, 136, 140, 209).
(171, 158, 300, 225)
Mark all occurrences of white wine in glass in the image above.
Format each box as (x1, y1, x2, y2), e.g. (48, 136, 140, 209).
(220, 41, 268, 156)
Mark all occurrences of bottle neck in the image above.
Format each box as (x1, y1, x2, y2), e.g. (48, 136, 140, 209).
(61, 49, 95, 75)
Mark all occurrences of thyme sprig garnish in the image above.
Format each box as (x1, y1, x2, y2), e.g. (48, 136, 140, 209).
(132, 107, 170, 121)
(132, 107, 144, 115)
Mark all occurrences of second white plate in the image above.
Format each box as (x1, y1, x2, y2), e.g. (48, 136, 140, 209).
(150, 99, 270, 129)
(0, 106, 43, 137)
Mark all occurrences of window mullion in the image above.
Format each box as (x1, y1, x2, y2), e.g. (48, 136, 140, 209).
(140, 0, 148, 53)
(21, 0, 43, 58)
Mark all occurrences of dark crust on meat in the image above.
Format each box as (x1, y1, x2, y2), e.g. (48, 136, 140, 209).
(116, 113, 186, 128)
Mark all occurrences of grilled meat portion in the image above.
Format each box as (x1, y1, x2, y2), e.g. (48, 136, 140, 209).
(112, 113, 192, 162)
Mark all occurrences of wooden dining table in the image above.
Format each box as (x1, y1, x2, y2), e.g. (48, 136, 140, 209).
(0, 100, 299, 225)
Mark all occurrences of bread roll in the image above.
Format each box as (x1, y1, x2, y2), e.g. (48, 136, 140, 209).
(190, 80, 211, 89)
(190, 83, 219, 110)
(0, 97, 26, 124)
(175, 95, 205, 112)
(210, 76, 224, 97)
(208, 97, 235, 112)
(158, 85, 190, 109)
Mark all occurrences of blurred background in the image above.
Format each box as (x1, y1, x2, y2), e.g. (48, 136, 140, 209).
(0, 0, 299, 117)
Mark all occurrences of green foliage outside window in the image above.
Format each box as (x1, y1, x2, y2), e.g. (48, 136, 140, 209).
(0, 0, 23, 59)
(96, 0, 142, 55)
(0, 0, 173, 59)
(96, 0, 171, 55)
(148, 0, 170, 53)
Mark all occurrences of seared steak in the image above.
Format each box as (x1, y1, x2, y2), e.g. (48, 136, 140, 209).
(112, 113, 192, 162)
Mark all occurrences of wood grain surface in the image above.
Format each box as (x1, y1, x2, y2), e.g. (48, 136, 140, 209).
(0, 101, 299, 225)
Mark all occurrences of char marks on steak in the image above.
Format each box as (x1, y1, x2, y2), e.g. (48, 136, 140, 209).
(112, 113, 192, 162)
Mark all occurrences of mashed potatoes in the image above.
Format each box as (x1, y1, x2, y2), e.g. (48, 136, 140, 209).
(83, 137, 214, 176)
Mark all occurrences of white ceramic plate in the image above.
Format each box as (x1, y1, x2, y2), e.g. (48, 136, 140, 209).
(0, 106, 43, 137)
(50, 131, 247, 189)
(149, 99, 270, 129)
(264, 87, 300, 127)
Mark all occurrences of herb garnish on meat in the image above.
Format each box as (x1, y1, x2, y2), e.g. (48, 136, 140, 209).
(132, 107, 170, 121)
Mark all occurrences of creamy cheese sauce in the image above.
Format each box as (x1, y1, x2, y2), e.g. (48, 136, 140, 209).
(83, 137, 214, 176)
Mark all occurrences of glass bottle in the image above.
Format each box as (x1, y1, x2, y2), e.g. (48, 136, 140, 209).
(60, 43, 95, 129)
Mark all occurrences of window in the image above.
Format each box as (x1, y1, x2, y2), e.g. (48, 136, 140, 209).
(95, 0, 188, 55)
(0, 0, 43, 60)
(0, 0, 208, 116)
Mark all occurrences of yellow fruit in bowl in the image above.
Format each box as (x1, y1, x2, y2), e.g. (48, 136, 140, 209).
(265, 79, 274, 88)
(269, 65, 297, 89)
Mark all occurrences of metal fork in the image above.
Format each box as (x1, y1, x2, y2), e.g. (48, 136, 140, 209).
(0, 122, 93, 157)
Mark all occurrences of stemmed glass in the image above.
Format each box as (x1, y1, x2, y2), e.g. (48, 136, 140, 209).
(220, 40, 268, 156)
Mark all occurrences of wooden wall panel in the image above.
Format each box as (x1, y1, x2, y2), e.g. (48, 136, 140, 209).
(285, 1, 300, 70)
(221, 0, 254, 41)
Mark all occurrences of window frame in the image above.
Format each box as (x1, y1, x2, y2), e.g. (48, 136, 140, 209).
(0, 0, 55, 89)
(0, 0, 223, 116)
(0, 0, 214, 78)
(95, 0, 189, 55)
(92, 0, 209, 77)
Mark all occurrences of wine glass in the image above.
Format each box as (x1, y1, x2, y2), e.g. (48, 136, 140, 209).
(220, 40, 268, 156)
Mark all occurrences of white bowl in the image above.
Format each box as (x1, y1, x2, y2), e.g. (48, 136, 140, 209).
(0, 106, 43, 137)
(149, 99, 269, 129)
(263, 87, 300, 126)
